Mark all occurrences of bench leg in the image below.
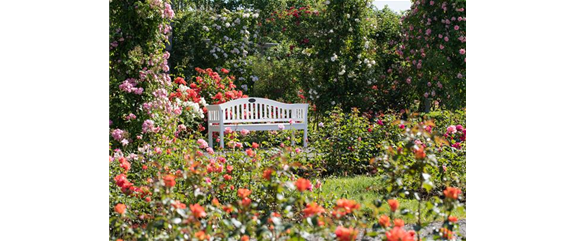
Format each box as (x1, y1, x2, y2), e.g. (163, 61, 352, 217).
(291, 129, 295, 146)
(303, 127, 308, 148)
(219, 128, 224, 149)
(208, 129, 213, 148)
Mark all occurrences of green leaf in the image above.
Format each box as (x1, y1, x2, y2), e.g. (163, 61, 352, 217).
(367, 231, 378, 237)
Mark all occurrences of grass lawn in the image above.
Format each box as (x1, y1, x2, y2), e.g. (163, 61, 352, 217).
(318, 175, 466, 224)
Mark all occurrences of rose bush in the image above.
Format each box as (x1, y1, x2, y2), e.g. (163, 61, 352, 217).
(109, 0, 177, 150)
(169, 67, 247, 135)
(110, 117, 465, 240)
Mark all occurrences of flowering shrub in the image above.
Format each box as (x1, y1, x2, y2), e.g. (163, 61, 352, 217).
(309, 108, 466, 192)
(399, 0, 467, 110)
(169, 67, 247, 134)
(170, 8, 261, 84)
(267, 1, 379, 113)
(110, 118, 465, 240)
(109, 0, 177, 150)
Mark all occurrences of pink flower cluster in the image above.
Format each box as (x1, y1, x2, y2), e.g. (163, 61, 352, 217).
(446, 125, 457, 134)
(197, 139, 209, 149)
(111, 129, 127, 142)
(142, 119, 160, 133)
(125, 113, 136, 121)
(119, 78, 144, 95)
(163, 3, 174, 19)
(240, 129, 250, 136)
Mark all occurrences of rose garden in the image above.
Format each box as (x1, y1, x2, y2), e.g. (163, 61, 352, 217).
(109, 0, 466, 240)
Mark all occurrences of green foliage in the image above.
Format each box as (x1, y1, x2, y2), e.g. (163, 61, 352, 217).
(311, 109, 382, 175)
(320, 175, 466, 223)
(246, 50, 304, 103)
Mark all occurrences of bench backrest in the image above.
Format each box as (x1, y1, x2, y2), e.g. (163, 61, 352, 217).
(207, 97, 308, 124)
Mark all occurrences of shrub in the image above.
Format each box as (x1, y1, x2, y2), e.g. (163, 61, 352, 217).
(170, 9, 261, 81)
(245, 50, 304, 103)
(399, 0, 467, 110)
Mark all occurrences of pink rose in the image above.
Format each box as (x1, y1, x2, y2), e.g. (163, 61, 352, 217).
(240, 129, 250, 136)
(447, 125, 457, 134)
(225, 127, 233, 135)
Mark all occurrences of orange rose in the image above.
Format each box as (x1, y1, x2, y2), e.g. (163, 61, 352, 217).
(263, 168, 273, 180)
(332, 198, 360, 217)
(194, 231, 210, 240)
(246, 148, 255, 157)
(303, 202, 326, 217)
(237, 188, 252, 199)
(163, 174, 176, 187)
(240, 235, 249, 241)
(114, 203, 126, 214)
(393, 219, 404, 228)
(190, 204, 207, 218)
(439, 228, 454, 239)
(386, 227, 416, 241)
(443, 187, 462, 199)
(388, 199, 399, 212)
(241, 198, 251, 207)
(378, 215, 390, 227)
(448, 216, 458, 223)
(295, 178, 312, 192)
(414, 147, 426, 160)
(335, 226, 358, 241)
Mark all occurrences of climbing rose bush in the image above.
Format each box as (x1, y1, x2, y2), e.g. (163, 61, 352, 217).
(109, 0, 177, 150)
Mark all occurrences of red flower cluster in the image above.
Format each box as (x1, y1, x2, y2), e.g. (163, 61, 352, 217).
(388, 199, 399, 212)
(332, 198, 360, 217)
(164, 174, 176, 187)
(190, 204, 207, 218)
(237, 188, 252, 199)
(295, 178, 312, 192)
(113, 173, 150, 198)
(335, 226, 358, 241)
(303, 202, 325, 217)
(118, 157, 130, 172)
(378, 215, 391, 227)
(262, 168, 273, 180)
(439, 227, 454, 240)
(444, 187, 462, 199)
(386, 226, 416, 241)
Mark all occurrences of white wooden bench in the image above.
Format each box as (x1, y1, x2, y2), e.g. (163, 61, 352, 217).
(206, 97, 308, 148)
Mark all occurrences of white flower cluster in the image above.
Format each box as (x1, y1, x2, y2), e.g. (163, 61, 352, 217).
(331, 53, 338, 62)
(338, 65, 346, 75)
(308, 88, 319, 100)
(363, 58, 376, 68)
